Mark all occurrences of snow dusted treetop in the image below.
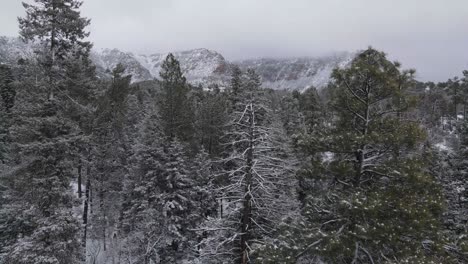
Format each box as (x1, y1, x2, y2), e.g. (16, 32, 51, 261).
(158, 53, 195, 142)
(19, 0, 92, 100)
(19, 0, 92, 61)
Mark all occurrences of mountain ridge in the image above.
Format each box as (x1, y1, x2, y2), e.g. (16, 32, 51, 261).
(0, 36, 353, 91)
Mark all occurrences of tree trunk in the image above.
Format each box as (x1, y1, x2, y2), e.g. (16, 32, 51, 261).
(354, 149, 364, 187)
(219, 198, 223, 218)
(77, 159, 83, 198)
(99, 184, 107, 252)
(48, 1, 57, 101)
(240, 103, 254, 264)
(83, 176, 91, 249)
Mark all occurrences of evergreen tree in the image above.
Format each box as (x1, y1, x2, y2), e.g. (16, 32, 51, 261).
(88, 64, 132, 255)
(119, 115, 167, 263)
(194, 87, 229, 155)
(159, 53, 194, 141)
(273, 48, 450, 263)
(0, 65, 15, 163)
(0, 65, 16, 112)
(278, 91, 303, 136)
(229, 65, 243, 110)
(19, 0, 92, 100)
(442, 121, 468, 259)
(121, 110, 215, 263)
(0, 2, 93, 261)
(0, 66, 83, 263)
(460, 70, 468, 117)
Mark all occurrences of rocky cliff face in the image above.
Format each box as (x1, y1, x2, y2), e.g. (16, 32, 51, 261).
(0, 36, 353, 91)
(237, 53, 353, 91)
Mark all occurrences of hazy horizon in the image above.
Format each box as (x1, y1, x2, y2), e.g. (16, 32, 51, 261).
(1, 0, 468, 82)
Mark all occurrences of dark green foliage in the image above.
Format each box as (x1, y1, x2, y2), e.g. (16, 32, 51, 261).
(18, 0, 92, 67)
(120, 113, 215, 263)
(229, 65, 243, 108)
(88, 65, 132, 253)
(0, 65, 15, 162)
(0, 65, 15, 112)
(0, 86, 83, 263)
(446, 122, 468, 256)
(159, 53, 194, 141)
(296, 88, 323, 131)
(194, 86, 229, 155)
(272, 48, 451, 263)
(0, 1, 93, 262)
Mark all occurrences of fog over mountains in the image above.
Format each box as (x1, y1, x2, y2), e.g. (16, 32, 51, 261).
(0, 36, 354, 91)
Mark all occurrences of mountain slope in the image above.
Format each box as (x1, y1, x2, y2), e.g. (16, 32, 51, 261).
(237, 53, 353, 91)
(0, 36, 352, 91)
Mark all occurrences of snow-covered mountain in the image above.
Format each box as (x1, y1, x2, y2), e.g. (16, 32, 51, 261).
(0, 36, 353, 91)
(92, 48, 230, 85)
(91, 49, 154, 82)
(236, 54, 353, 91)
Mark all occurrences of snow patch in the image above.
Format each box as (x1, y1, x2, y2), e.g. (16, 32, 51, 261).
(434, 139, 452, 153)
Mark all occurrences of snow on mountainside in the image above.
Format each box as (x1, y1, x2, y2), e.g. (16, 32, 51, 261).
(237, 53, 354, 91)
(133, 48, 230, 85)
(90, 48, 230, 85)
(0, 36, 353, 91)
(92, 49, 153, 82)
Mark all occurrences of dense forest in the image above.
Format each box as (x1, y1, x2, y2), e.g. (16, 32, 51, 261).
(0, 0, 466, 263)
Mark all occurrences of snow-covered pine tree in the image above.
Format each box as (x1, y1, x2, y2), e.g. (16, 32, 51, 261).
(0, 62, 83, 263)
(229, 65, 243, 110)
(198, 69, 298, 264)
(278, 91, 303, 136)
(19, 0, 91, 100)
(88, 64, 132, 256)
(120, 108, 216, 263)
(194, 86, 229, 156)
(283, 48, 451, 263)
(119, 114, 167, 263)
(0, 1, 93, 262)
(428, 140, 468, 263)
(442, 120, 468, 260)
(0, 65, 15, 113)
(159, 53, 194, 142)
(0, 65, 15, 163)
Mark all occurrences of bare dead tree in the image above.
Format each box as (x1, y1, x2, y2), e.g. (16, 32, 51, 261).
(198, 78, 298, 263)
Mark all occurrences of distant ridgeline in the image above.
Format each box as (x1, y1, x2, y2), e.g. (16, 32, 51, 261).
(0, 36, 353, 91)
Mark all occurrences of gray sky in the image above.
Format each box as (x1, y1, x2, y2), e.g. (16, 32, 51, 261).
(1, 0, 468, 81)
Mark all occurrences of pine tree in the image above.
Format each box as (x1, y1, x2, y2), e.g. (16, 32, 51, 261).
(120, 109, 215, 263)
(0, 67, 83, 263)
(0, 65, 16, 113)
(278, 48, 450, 263)
(0, 1, 93, 260)
(119, 115, 167, 263)
(195, 87, 229, 155)
(0, 65, 15, 163)
(229, 65, 244, 109)
(88, 64, 132, 255)
(458, 70, 468, 118)
(442, 121, 468, 259)
(18, 0, 91, 78)
(159, 53, 194, 141)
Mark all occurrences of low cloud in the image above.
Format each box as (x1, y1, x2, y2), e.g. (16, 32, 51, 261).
(1, 0, 467, 81)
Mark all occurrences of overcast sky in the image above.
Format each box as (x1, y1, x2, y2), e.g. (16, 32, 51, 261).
(1, 0, 468, 81)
